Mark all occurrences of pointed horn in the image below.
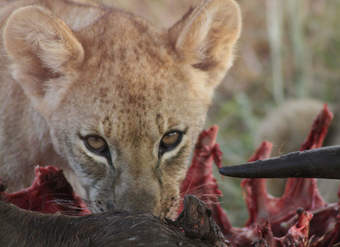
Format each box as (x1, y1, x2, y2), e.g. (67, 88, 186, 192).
(219, 145, 340, 179)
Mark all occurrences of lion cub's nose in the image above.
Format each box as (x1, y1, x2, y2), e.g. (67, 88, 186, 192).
(118, 190, 160, 215)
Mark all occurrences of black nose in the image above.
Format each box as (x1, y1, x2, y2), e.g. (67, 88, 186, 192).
(219, 145, 340, 179)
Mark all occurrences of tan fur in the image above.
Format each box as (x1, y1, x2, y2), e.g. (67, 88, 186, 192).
(0, 0, 241, 217)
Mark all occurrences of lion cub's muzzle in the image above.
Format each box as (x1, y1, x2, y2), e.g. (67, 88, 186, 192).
(114, 186, 162, 216)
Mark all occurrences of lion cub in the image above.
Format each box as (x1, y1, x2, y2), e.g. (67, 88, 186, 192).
(0, 0, 241, 218)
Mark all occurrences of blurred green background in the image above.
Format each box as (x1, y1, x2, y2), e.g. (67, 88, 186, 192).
(100, 0, 339, 226)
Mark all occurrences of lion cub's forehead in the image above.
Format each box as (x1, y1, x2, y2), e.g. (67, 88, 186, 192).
(70, 11, 205, 140)
(81, 70, 196, 144)
(77, 10, 186, 101)
(80, 10, 174, 73)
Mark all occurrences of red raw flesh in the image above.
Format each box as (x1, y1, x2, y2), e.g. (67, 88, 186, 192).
(1, 166, 90, 215)
(300, 104, 334, 150)
(179, 104, 340, 246)
(241, 141, 273, 227)
(179, 125, 232, 232)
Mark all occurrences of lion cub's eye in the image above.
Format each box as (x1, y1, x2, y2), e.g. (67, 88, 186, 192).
(159, 131, 183, 156)
(84, 135, 108, 154)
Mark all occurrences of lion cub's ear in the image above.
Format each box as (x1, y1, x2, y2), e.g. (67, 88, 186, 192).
(3, 6, 84, 113)
(169, 0, 241, 86)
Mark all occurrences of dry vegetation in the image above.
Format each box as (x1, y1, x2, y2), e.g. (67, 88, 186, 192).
(101, 0, 339, 226)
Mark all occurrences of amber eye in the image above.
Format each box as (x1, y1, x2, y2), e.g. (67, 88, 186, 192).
(159, 131, 183, 156)
(84, 135, 108, 154)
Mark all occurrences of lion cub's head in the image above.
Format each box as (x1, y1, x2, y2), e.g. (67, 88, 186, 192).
(3, 0, 241, 218)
